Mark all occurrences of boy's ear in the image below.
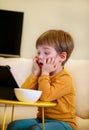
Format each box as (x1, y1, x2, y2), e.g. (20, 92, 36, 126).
(59, 52, 67, 62)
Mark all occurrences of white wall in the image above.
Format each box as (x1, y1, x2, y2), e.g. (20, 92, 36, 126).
(0, 0, 89, 59)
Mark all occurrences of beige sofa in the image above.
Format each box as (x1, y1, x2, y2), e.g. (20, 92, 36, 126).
(0, 57, 89, 130)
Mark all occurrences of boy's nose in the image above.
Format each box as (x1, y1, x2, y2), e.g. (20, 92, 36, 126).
(38, 55, 43, 59)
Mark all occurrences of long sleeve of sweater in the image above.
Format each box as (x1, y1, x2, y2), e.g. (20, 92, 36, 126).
(21, 73, 38, 90)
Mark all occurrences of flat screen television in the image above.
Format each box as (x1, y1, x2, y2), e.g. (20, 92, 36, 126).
(0, 9, 24, 57)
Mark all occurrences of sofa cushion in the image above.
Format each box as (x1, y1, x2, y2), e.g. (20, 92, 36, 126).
(66, 60, 89, 119)
(0, 57, 33, 87)
(76, 116, 89, 130)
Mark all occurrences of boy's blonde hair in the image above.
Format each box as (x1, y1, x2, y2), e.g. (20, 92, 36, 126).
(36, 30, 74, 65)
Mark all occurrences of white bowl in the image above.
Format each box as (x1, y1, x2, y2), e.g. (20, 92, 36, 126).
(14, 88, 42, 103)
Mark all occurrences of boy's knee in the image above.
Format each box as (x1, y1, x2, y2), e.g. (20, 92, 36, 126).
(29, 124, 41, 130)
(6, 120, 22, 130)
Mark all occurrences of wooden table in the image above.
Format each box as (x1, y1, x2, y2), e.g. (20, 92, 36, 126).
(0, 99, 56, 130)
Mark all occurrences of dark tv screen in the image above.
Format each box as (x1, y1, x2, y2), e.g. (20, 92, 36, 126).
(0, 9, 24, 57)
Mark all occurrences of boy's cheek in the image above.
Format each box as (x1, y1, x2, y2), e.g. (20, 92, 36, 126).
(42, 57, 50, 62)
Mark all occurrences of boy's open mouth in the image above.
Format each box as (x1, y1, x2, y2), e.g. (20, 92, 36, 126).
(39, 62, 43, 67)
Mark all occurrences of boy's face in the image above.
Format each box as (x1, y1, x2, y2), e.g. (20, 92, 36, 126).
(37, 45, 60, 67)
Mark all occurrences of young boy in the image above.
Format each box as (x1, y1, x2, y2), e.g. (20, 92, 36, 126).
(6, 30, 77, 130)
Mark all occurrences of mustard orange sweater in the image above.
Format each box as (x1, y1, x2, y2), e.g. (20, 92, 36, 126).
(21, 68, 77, 130)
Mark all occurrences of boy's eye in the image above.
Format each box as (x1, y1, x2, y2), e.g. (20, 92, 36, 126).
(44, 52, 50, 55)
(37, 52, 40, 55)
(37, 51, 50, 55)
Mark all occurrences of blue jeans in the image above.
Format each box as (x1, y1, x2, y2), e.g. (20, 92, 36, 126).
(6, 118, 74, 130)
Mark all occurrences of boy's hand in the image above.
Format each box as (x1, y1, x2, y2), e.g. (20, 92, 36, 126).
(33, 56, 41, 76)
(41, 58, 57, 75)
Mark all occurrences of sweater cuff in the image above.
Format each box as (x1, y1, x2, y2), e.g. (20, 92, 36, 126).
(31, 73, 39, 79)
